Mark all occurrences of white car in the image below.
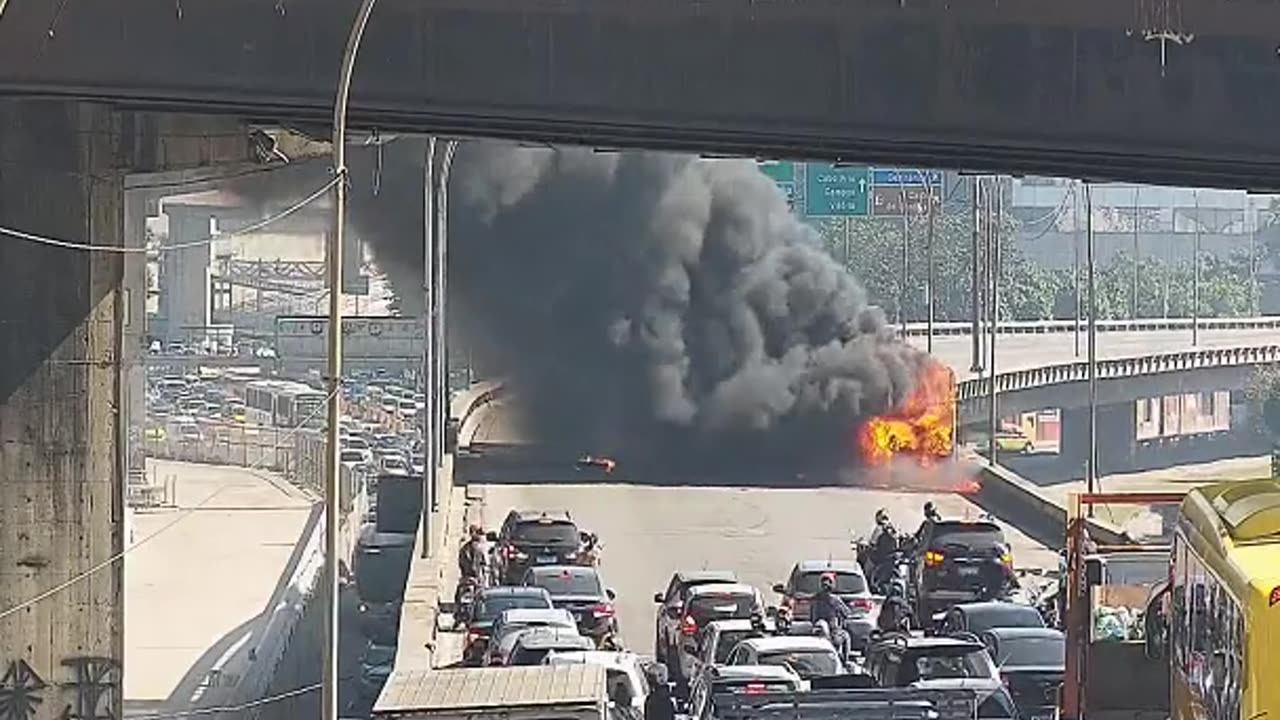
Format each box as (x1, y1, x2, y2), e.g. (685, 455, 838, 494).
(543, 650, 651, 716)
(488, 608, 578, 666)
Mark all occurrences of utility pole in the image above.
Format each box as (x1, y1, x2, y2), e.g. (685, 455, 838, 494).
(925, 172, 936, 354)
(325, 0, 378, 715)
(1248, 196, 1258, 317)
(421, 137, 437, 558)
(970, 177, 983, 374)
(1073, 182, 1082, 357)
(899, 175, 910, 332)
(436, 140, 458, 494)
(1132, 185, 1140, 319)
(1193, 190, 1201, 347)
(987, 175, 1001, 464)
(1086, 182, 1098, 501)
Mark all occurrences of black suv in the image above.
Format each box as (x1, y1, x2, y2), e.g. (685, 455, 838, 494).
(494, 510, 589, 584)
(864, 632, 1018, 719)
(914, 520, 1015, 622)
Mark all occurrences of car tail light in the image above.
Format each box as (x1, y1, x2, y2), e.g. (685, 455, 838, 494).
(925, 550, 945, 567)
(466, 630, 481, 644)
(744, 683, 767, 695)
(850, 597, 873, 612)
(592, 603, 615, 618)
(680, 615, 698, 636)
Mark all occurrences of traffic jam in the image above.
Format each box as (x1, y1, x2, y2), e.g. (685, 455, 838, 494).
(449, 501, 1067, 720)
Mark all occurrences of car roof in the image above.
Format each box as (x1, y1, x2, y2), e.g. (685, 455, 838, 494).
(794, 559, 864, 574)
(873, 634, 985, 651)
(983, 627, 1065, 641)
(675, 570, 738, 584)
(710, 664, 800, 682)
(527, 565, 601, 579)
(736, 636, 837, 653)
(496, 608, 575, 625)
(543, 651, 643, 672)
(687, 582, 758, 597)
(514, 628, 594, 649)
(705, 619, 758, 632)
(481, 585, 552, 598)
(510, 509, 574, 523)
(956, 601, 1039, 616)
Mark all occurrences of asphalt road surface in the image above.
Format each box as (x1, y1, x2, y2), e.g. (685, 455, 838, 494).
(460, 401, 1055, 651)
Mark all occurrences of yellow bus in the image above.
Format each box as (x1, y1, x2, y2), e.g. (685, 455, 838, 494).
(1158, 478, 1280, 720)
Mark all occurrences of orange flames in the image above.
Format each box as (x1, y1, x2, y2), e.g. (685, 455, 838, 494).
(858, 360, 956, 467)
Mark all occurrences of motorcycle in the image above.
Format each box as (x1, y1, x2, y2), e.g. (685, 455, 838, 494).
(580, 532, 603, 566)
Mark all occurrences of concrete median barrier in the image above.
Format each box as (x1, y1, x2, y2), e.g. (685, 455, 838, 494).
(974, 462, 1128, 550)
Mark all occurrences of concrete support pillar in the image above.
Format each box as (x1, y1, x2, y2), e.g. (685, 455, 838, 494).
(0, 100, 125, 719)
(1059, 406, 1089, 480)
(1096, 402, 1137, 476)
(123, 191, 148, 481)
(159, 206, 211, 345)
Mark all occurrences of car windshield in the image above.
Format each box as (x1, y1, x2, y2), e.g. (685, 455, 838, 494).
(511, 647, 552, 665)
(902, 649, 994, 683)
(993, 636, 1064, 668)
(757, 649, 841, 678)
(713, 629, 755, 663)
(529, 569, 603, 596)
(687, 593, 758, 623)
(793, 571, 867, 594)
(477, 594, 551, 621)
(512, 521, 579, 545)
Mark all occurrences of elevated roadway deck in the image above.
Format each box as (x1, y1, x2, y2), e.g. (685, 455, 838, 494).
(124, 460, 314, 718)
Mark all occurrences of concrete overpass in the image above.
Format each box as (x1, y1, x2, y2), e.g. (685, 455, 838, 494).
(4, 0, 1280, 187)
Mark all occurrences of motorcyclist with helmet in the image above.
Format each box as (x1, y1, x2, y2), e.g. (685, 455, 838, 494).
(810, 572, 854, 661)
(867, 508, 902, 593)
(877, 579, 913, 633)
(454, 524, 490, 621)
(916, 501, 942, 543)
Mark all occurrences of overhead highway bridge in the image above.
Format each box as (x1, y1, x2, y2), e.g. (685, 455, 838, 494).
(4, 0, 1280, 186)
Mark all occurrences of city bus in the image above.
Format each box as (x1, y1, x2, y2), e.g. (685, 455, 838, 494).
(243, 379, 326, 429)
(1148, 478, 1280, 720)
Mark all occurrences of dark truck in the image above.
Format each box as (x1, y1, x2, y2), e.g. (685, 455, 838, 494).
(913, 520, 1016, 623)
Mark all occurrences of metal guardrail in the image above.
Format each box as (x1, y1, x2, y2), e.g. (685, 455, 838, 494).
(901, 316, 1280, 337)
(957, 344, 1280, 402)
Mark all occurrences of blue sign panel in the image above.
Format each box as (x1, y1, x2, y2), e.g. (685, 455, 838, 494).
(872, 168, 943, 187)
(804, 164, 870, 216)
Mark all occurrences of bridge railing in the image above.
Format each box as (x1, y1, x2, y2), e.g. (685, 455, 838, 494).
(901, 316, 1280, 337)
(956, 344, 1280, 401)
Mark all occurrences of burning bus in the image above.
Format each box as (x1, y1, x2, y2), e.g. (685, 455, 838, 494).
(854, 360, 973, 492)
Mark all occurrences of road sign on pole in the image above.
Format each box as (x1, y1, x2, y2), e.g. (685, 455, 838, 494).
(758, 161, 798, 210)
(872, 168, 943, 187)
(805, 164, 870, 216)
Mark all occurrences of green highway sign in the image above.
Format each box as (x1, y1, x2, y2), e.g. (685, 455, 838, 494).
(759, 161, 796, 184)
(804, 164, 870, 216)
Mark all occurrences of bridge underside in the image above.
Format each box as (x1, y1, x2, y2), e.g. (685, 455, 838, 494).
(2, 0, 1280, 187)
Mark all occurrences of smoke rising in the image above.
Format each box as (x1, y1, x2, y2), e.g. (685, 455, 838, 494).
(231, 141, 932, 467)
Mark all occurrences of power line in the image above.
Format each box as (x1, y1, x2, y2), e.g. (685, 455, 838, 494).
(0, 384, 340, 621)
(125, 681, 330, 720)
(0, 173, 341, 255)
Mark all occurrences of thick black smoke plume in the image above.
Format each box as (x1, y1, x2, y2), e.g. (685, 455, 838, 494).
(231, 141, 931, 467)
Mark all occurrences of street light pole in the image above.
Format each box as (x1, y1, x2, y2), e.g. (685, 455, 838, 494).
(1073, 182, 1082, 357)
(970, 177, 983, 374)
(987, 176, 1001, 464)
(1132, 185, 1140, 319)
(435, 140, 458, 496)
(325, 0, 378, 716)
(899, 175, 910, 332)
(421, 137, 437, 559)
(1193, 190, 1201, 347)
(1086, 182, 1098, 500)
(925, 173, 936, 354)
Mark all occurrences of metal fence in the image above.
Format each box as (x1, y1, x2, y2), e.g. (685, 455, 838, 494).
(143, 421, 298, 474)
